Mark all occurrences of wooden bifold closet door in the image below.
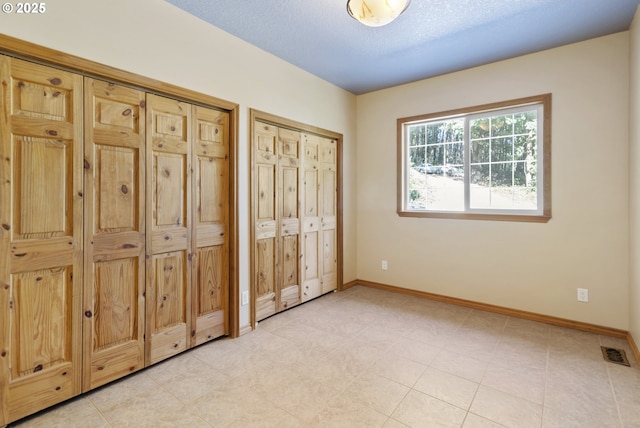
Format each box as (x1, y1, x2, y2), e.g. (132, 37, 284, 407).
(191, 106, 229, 346)
(83, 78, 146, 390)
(252, 116, 340, 323)
(1, 54, 231, 427)
(301, 133, 338, 301)
(145, 94, 229, 364)
(0, 56, 84, 423)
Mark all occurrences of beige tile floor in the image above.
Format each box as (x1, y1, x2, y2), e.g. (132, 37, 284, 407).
(9, 285, 640, 428)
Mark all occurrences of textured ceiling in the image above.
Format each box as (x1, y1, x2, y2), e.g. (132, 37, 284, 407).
(165, 0, 640, 95)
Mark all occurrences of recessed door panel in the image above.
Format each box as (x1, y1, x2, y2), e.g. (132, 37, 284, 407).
(195, 245, 226, 345)
(93, 258, 138, 350)
(96, 146, 137, 232)
(11, 268, 71, 378)
(14, 137, 69, 238)
(256, 238, 276, 320)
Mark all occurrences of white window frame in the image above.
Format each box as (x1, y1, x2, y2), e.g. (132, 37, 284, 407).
(397, 94, 551, 222)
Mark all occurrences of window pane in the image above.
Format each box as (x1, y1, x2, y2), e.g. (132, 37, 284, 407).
(426, 119, 463, 145)
(491, 162, 513, 187)
(470, 164, 490, 186)
(491, 114, 512, 137)
(513, 186, 537, 210)
(425, 174, 464, 211)
(514, 135, 536, 161)
(445, 142, 464, 165)
(470, 164, 490, 208)
(409, 146, 426, 169)
(514, 160, 537, 188)
(426, 122, 440, 145)
(491, 138, 513, 162)
(470, 118, 489, 139)
(407, 167, 427, 209)
(513, 111, 537, 134)
(470, 139, 489, 163)
(514, 161, 527, 186)
(427, 145, 444, 166)
(409, 125, 425, 146)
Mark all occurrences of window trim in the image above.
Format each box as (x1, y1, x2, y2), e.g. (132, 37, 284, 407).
(397, 94, 551, 222)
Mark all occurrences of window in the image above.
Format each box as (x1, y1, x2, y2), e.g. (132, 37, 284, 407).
(397, 94, 551, 222)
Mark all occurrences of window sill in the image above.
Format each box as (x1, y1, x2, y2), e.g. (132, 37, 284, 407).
(397, 210, 551, 223)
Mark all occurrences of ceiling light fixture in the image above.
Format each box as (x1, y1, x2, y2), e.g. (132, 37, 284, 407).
(347, 0, 411, 27)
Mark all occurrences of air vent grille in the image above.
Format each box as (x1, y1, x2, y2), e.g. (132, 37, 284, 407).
(600, 346, 630, 367)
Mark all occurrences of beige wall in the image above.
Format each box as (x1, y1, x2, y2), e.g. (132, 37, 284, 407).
(356, 33, 630, 329)
(0, 0, 358, 329)
(630, 6, 640, 340)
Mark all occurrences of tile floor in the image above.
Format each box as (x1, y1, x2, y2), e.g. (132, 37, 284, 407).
(8, 285, 640, 427)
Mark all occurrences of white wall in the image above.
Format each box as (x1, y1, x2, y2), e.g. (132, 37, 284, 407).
(0, 0, 358, 329)
(357, 33, 630, 329)
(630, 6, 640, 340)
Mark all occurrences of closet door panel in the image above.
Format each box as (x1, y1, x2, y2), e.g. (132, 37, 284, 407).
(278, 128, 301, 310)
(301, 134, 321, 301)
(146, 94, 191, 365)
(254, 122, 278, 321)
(0, 56, 83, 425)
(192, 106, 229, 346)
(83, 78, 146, 390)
(320, 138, 338, 293)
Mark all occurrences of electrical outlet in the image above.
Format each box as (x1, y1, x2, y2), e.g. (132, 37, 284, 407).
(241, 291, 249, 306)
(381, 260, 388, 270)
(577, 288, 589, 303)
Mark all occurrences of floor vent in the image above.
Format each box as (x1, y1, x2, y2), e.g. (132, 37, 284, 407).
(600, 346, 630, 367)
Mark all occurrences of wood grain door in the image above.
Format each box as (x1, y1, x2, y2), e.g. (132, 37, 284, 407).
(0, 56, 83, 424)
(145, 94, 191, 365)
(253, 122, 278, 321)
(301, 133, 321, 301)
(191, 106, 229, 346)
(83, 78, 146, 390)
(278, 128, 302, 310)
(319, 137, 338, 293)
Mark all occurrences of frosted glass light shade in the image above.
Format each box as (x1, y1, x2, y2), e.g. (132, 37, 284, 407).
(347, 0, 411, 27)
